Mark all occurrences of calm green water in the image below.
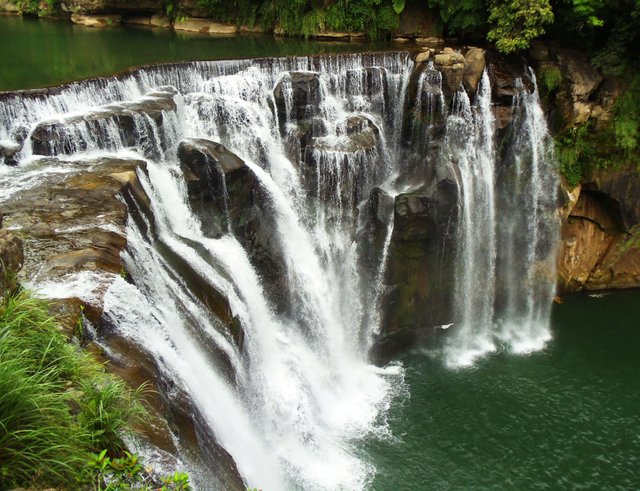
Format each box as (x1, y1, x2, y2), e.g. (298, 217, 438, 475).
(0, 15, 390, 91)
(367, 291, 640, 489)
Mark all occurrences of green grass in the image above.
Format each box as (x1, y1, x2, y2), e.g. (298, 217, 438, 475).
(0, 289, 145, 489)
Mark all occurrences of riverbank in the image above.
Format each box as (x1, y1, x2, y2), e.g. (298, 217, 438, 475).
(0, 0, 444, 44)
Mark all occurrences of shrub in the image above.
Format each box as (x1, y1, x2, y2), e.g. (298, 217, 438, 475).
(0, 290, 147, 488)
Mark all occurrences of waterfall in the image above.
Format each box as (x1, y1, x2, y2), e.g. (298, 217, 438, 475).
(442, 70, 559, 367)
(443, 71, 498, 367)
(0, 51, 559, 488)
(496, 72, 559, 354)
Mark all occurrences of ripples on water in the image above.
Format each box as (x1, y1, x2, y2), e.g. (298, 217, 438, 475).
(365, 291, 640, 490)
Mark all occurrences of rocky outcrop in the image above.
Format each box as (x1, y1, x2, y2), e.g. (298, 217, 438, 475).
(434, 48, 466, 94)
(30, 87, 177, 158)
(375, 179, 458, 357)
(0, 140, 22, 166)
(557, 165, 640, 293)
(61, 0, 162, 14)
(177, 139, 290, 313)
(312, 31, 365, 40)
(273, 71, 322, 126)
(0, 0, 19, 13)
(273, 72, 384, 211)
(1, 157, 150, 330)
(173, 18, 237, 35)
(528, 42, 607, 131)
(71, 13, 122, 26)
(0, 228, 24, 296)
(463, 47, 485, 95)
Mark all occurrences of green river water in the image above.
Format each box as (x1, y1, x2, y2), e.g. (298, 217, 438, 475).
(366, 291, 640, 490)
(0, 15, 387, 91)
(2, 15, 639, 490)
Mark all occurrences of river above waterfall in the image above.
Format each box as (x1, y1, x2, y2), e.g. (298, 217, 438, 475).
(0, 15, 392, 91)
(365, 290, 640, 489)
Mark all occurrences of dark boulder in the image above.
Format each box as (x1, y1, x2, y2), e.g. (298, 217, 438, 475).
(0, 140, 22, 166)
(273, 71, 322, 128)
(177, 139, 290, 313)
(374, 179, 458, 359)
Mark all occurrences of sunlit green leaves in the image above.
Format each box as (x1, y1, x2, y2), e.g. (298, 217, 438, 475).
(487, 0, 554, 53)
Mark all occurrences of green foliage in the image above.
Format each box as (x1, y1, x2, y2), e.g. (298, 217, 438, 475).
(555, 124, 596, 187)
(79, 379, 146, 455)
(569, 0, 605, 28)
(88, 449, 144, 491)
(613, 78, 640, 153)
(428, 0, 487, 33)
(89, 449, 192, 491)
(487, 0, 554, 53)
(11, 0, 58, 16)
(538, 64, 563, 93)
(0, 291, 87, 488)
(0, 290, 146, 489)
(161, 471, 192, 490)
(554, 0, 640, 75)
(194, 0, 400, 39)
(392, 0, 405, 14)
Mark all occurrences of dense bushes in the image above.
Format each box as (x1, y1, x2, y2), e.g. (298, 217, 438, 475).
(190, 0, 401, 38)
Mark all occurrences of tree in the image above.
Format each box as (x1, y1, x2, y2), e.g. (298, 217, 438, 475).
(487, 0, 554, 53)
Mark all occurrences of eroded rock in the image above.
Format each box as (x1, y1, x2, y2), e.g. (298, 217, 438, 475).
(71, 13, 123, 27)
(434, 50, 466, 93)
(177, 139, 289, 312)
(557, 168, 640, 293)
(375, 180, 458, 358)
(173, 18, 237, 34)
(31, 87, 177, 157)
(1, 157, 149, 332)
(273, 71, 322, 126)
(463, 47, 485, 95)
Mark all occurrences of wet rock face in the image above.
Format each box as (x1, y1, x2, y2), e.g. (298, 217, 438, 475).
(463, 47, 486, 95)
(0, 141, 22, 167)
(178, 138, 259, 236)
(272, 67, 384, 211)
(375, 180, 458, 358)
(177, 138, 290, 313)
(1, 157, 149, 331)
(273, 71, 322, 126)
(434, 48, 466, 94)
(30, 87, 177, 158)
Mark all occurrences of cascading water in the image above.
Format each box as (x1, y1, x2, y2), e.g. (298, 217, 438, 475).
(496, 72, 559, 353)
(440, 70, 559, 367)
(442, 71, 498, 367)
(0, 50, 559, 488)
